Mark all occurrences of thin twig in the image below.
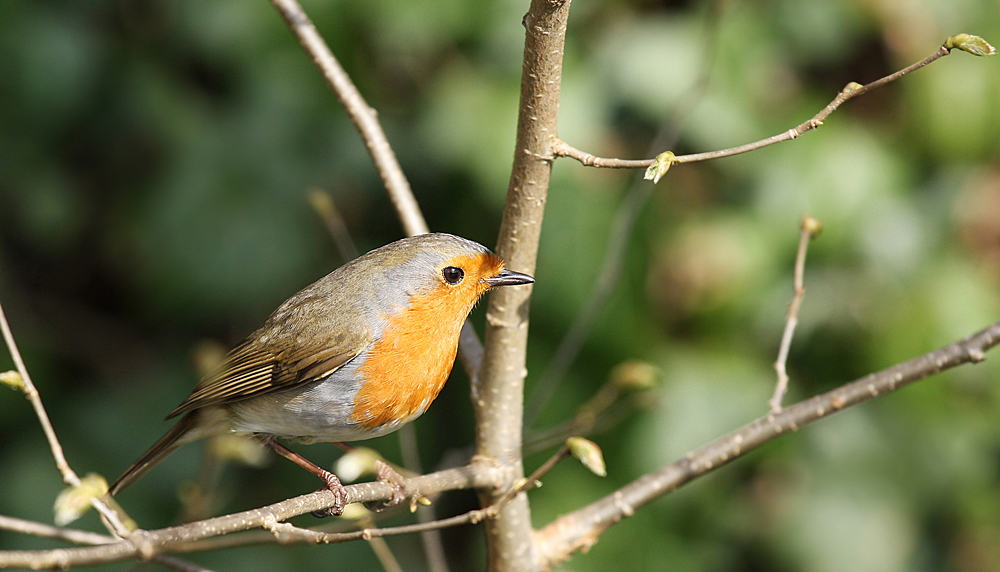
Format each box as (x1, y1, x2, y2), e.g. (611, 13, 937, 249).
(0, 300, 132, 539)
(308, 189, 359, 261)
(309, 191, 407, 572)
(554, 45, 953, 170)
(258, 504, 494, 547)
(516, 446, 572, 497)
(398, 425, 450, 572)
(310, 187, 446, 572)
(770, 215, 823, 412)
(535, 319, 1000, 568)
(0, 514, 114, 546)
(268, 0, 427, 237)
(525, 388, 649, 454)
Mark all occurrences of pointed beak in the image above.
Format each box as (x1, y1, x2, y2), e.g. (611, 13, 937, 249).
(484, 268, 535, 287)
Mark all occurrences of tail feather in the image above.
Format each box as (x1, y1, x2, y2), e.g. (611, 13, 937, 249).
(109, 412, 204, 496)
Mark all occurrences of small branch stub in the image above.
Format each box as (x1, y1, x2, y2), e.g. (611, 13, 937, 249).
(944, 33, 996, 57)
(770, 215, 823, 413)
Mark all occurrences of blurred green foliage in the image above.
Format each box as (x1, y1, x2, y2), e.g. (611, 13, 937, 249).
(1, 0, 999, 571)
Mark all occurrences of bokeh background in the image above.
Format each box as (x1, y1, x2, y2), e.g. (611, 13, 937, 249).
(2, 0, 999, 570)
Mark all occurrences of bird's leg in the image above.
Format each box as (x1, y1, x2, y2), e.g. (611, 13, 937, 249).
(334, 442, 408, 511)
(256, 437, 348, 517)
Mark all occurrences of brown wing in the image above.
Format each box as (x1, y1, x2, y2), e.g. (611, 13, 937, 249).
(166, 289, 374, 419)
(166, 340, 364, 419)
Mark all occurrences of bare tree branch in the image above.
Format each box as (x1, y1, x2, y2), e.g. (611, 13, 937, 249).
(0, 464, 503, 569)
(307, 189, 360, 262)
(534, 319, 1000, 569)
(473, 0, 572, 570)
(554, 44, 954, 170)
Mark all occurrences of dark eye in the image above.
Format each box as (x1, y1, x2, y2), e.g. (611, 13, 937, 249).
(442, 266, 464, 285)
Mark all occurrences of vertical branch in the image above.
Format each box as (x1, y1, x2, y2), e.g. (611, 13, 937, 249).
(770, 215, 822, 412)
(474, 0, 571, 570)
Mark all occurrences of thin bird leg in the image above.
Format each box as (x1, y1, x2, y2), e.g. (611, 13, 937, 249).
(256, 437, 347, 517)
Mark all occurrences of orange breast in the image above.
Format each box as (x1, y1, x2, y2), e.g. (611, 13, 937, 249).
(351, 283, 472, 430)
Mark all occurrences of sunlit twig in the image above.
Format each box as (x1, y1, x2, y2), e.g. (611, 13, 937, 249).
(770, 215, 823, 412)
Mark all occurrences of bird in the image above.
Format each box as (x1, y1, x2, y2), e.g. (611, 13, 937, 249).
(109, 233, 534, 515)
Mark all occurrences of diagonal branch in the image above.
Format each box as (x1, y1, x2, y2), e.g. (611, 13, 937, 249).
(534, 319, 1000, 569)
(268, 0, 428, 237)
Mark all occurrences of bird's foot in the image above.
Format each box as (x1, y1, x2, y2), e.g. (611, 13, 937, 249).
(310, 469, 349, 518)
(363, 459, 408, 512)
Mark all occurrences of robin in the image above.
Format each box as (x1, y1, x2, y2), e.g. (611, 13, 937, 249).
(109, 233, 534, 515)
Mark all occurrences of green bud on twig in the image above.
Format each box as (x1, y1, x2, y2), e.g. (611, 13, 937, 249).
(644, 151, 676, 184)
(1, 370, 25, 391)
(53, 474, 108, 526)
(944, 34, 996, 57)
(801, 214, 823, 238)
(842, 82, 863, 94)
(566, 437, 607, 477)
